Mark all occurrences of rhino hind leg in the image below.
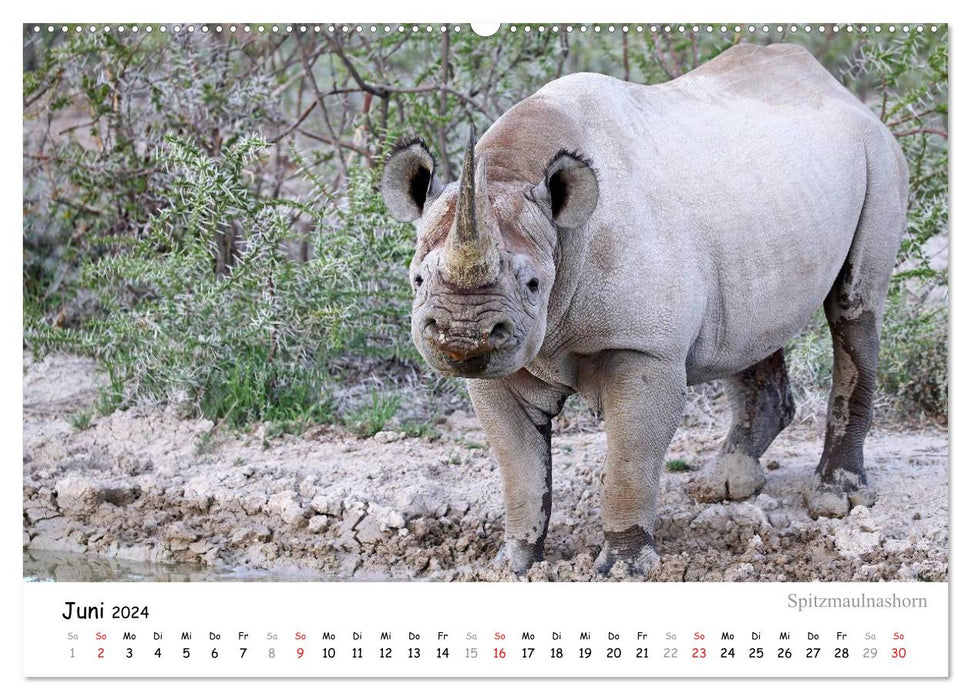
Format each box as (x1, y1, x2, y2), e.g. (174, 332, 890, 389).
(806, 283, 882, 519)
(690, 349, 795, 503)
(807, 139, 906, 519)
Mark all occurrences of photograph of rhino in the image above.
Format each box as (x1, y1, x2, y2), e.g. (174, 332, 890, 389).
(23, 24, 948, 583)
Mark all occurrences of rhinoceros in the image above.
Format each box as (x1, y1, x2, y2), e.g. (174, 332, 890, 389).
(381, 43, 908, 575)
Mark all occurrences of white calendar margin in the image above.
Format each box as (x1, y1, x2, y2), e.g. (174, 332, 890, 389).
(8, 0, 959, 694)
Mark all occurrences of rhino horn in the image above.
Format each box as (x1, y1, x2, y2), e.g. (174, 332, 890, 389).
(441, 125, 500, 289)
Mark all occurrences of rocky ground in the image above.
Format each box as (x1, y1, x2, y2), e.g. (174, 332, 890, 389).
(23, 353, 949, 582)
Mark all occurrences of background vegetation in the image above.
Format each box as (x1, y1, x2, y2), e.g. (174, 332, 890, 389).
(23, 23, 949, 433)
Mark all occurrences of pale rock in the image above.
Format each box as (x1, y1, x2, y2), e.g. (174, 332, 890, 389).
(183, 475, 217, 510)
(298, 477, 318, 500)
(732, 502, 770, 531)
(755, 494, 779, 511)
(310, 494, 344, 516)
(55, 474, 139, 516)
(240, 493, 267, 515)
(307, 515, 330, 534)
(393, 485, 446, 520)
(231, 526, 272, 545)
(355, 515, 385, 544)
(189, 540, 212, 555)
(833, 525, 883, 557)
(268, 491, 309, 528)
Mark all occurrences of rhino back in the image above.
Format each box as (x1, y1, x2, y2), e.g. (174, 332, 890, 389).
(492, 45, 903, 386)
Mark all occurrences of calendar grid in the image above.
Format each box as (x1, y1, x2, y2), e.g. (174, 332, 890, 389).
(23, 582, 948, 678)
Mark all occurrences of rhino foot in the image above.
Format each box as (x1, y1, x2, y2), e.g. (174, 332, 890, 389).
(806, 473, 876, 519)
(594, 546, 659, 577)
(689, 452, 765, 503)
(594, 526, 659, 577)
(494, 539, 544, 575)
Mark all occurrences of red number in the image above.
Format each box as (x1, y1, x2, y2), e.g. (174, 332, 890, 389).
(297, 648, 304, 658)
(892, 648, 907, 659)
(494, 648, 506, 659)
(98, 648, 104, 659)
(692, 648, 707, 658)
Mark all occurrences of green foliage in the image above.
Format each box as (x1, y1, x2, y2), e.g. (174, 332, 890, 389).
(70, 410, 93, 431)
(844, 29, 949, 292)
(877, 297, 948, 420)
(48, 134, 413, 426)
(665, 459, 693, 473)
(193, 431, 218, 457)
(399, 420, 442, 440)
(842, 28, 948, 419)
(344, 391, 401, 438)
(23, 31, 281, 324)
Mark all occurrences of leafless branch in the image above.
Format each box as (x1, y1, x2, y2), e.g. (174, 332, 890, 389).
(298, 36, 350, 178)
(436, 32, 455, 182)
(294, 127, 373, 157)
(893, 127, 948, 139)
(269, 101, 318, 143)
(886, 108, 939, 128)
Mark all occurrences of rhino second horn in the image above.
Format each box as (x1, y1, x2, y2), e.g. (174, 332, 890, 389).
(442, 126, 500, 289)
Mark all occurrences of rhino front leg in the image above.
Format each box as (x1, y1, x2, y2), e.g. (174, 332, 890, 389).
(467, 371, 570, 574)
(593, 351, 686, 575)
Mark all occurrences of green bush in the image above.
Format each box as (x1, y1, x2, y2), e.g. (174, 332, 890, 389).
(877, 297, 948, 420)
(23, 31, 282, 325)
(30, 134, 415, 426)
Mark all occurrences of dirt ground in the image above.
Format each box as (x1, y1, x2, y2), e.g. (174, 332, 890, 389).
(22, 353, 949, 582)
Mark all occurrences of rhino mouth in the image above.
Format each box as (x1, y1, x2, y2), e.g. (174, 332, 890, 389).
(423, 342, 523, 379)
(439, 354, 492, 377)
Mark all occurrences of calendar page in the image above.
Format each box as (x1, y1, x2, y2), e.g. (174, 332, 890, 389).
(21, 12, 950, 683)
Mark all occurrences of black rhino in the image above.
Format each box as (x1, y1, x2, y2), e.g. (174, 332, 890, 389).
(381, 44, 908, 574)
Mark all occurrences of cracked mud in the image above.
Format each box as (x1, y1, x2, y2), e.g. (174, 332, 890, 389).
(23, 354, 948, 582)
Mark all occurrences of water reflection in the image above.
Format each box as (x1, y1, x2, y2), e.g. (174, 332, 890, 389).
(23, 549, 328, 582)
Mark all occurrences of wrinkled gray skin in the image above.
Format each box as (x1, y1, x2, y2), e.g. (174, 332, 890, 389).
(381, 44, 908, 575)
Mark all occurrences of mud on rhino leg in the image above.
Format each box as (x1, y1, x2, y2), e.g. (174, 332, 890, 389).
(808, 286, 881, 519)
(593, 351, 686, 575)
(690, 349, 795, 503)
(467, 372, 569, 574)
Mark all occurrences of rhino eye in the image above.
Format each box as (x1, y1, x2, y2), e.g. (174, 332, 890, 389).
(527, 278, 539, 293)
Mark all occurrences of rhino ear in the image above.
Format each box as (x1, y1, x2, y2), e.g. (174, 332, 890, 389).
(381, 139, 444, 222)
(533, 151, 599, 229)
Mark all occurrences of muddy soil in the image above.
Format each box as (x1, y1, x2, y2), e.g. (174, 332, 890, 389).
(23, 353, 949, 582)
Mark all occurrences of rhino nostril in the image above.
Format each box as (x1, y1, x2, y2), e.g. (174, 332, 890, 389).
(489, 320, 513, 344)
